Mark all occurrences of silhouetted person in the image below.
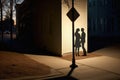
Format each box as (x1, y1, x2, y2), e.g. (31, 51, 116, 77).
(75, 28, 81, 56)
(81, 28, 87, 56)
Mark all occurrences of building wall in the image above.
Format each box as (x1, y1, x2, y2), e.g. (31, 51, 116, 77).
(88, 0, 120, 36)
(16, 0, 87, 56)
(88, 0, 120, 52)
(32, 0, 62, 56)
(16, 0, 34, 43)
(62, 0, 88, 54)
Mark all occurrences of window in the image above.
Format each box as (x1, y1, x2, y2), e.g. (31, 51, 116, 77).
(88, 0, 92, 7)
(93, 1, 96, 6)
(105, 0, 108, 5)
(101, 0, 105, 6)
(111, 17, 114, 32)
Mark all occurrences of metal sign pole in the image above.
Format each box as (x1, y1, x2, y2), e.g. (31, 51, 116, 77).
(70, 0, 78, 68)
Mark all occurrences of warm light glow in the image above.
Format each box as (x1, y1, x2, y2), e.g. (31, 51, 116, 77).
(62, 0, 87, 54)
(13, 17, 16, 26)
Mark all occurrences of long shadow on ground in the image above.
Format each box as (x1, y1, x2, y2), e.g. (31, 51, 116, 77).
(46, 67, 78, 80)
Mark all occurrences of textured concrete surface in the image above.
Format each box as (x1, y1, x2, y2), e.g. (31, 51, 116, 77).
(3, 45, 120, 80)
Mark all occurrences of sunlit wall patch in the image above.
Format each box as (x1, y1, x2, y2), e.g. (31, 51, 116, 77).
(62, 0, 88, 55)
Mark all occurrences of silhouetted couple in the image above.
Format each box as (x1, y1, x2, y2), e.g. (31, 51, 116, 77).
(75, 28, 87, 56)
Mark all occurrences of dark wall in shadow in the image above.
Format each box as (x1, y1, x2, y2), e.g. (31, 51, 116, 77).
(88, 0, 120, 52)
(0, 0, 61, 56)
(88, 36, 120, 52)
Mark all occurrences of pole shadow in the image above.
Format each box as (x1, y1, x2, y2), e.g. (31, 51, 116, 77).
(46, 67, 78, 80)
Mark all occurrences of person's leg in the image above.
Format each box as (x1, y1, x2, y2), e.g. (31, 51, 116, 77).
(82, 43, 87, 56)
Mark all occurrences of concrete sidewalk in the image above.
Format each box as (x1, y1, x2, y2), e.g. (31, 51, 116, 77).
(11, 46, 120, 80)
(25, 55, 71, 69)
(77, 56, 120, 75)
(24, 51, 120, 80)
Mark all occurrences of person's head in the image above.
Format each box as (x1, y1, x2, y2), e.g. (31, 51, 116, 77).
(76, 28, 80, 32)
(81, 28, 84, 32)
